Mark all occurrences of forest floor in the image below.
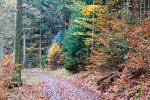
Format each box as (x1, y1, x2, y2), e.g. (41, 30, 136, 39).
(21, 68, 106, 100)
(9, 75, 48, 99)
(22, 68, 113, 99)
(21, 68, 150, 100)
(21, 73, 101, 100)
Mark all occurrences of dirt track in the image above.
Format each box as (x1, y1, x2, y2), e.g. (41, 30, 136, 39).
(24, 73, 101, 100)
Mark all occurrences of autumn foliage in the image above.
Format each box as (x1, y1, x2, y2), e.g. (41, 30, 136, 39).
(78, 1, 150, 98)
(0, 54, 17, 99)
(81, 4, 128, 70)
(48, 43, 64, 67)
(124, 18, 150, 71)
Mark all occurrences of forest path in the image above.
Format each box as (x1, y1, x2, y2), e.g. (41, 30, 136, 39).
(23, 73, 101, 100)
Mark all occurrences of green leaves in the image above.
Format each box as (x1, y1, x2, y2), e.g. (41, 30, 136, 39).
(62, 35, 86, 71)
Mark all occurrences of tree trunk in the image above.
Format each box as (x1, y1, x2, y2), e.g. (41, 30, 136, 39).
(148, 0, 150, 17)
(14, 0, 23, 86)
(39, 29, 42, 68)
(122, 0, 125, 8)
(127, 0, 129, 16)
(140, 2, 142, 24)
(23, 7, 26, 68)
(13, 10, 16, 55)
(92, 0, 95, 51)
(23, 34, 26, 68)
(144, 0, 146, 18)
(0, 41, 3, 61)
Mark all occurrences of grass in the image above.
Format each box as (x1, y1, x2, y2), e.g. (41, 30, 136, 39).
(23, 68, 73, 79)
(50, 68, 71, 78)
(21, 75, 41, 85)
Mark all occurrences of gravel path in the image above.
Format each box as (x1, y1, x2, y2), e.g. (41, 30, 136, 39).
(24, 73, 101, 100)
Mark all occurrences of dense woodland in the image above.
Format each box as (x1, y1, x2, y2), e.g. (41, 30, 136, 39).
(1, 0, 150, 99)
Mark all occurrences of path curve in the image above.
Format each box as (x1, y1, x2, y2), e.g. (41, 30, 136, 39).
(24, 73, 101, 100)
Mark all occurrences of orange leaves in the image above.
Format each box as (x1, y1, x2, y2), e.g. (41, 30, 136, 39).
(124, 18, 150, 71)
(98, 21, 105, 25)
(115, 33, 124, 38)
(98, 38, 108, 47)
(87, 50, 104, 69)
(85, 65, 96, 71)
(83, 4, 129, 70)
(92, 50, 103, 56)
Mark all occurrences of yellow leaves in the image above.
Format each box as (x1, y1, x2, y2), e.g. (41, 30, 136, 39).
(82, 5, 100, 11)
(81, 8, 91, 16)
(74, 19, 92, 29)
(26, 47, 34, 51)
(84, 38, 92, 45)
(81, 5, 100, 16)
(72, 32, 86, 36)
(48, 43, 64, 65)
(99, 38, 105, 44)
(33, 34, 40, 38)
(48, 43, 61, 57)
(99, 21, 105, 25)
(81, 10, 91, 16)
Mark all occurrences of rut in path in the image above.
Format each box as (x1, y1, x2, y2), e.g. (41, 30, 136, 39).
(24, 73, 101, 100)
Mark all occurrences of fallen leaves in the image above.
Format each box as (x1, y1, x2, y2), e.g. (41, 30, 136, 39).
(20, 82, 48, 100)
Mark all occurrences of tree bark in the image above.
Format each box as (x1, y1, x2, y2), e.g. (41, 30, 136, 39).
(148, 0, 150, 17)
(92, 0, 95, 51)
(140, 2, 142, 24)
(127, 0, 129, 16)
(23, 34, 26, 67)
(14, 0, 23, 86)
(39, 29, 42, 68)
(0, 40, 3, 61)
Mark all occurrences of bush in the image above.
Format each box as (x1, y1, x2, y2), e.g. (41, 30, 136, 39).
(48, 43, 64, 69)
(29, 59, 39, 68)
(62, 35, 88, 72)
(41, 55, 48, 68)
(0, 54, 17, 99)
(102, 39, 128, 69)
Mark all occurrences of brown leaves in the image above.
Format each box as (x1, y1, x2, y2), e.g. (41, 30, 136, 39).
(0, 54, 16, 99)
(124, 19, 150, 71)
(20, 82, 48, 100)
